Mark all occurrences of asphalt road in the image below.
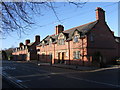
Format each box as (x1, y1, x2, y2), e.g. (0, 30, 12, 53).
(2, 60, 120, 88)
(2, 79, 14, 88)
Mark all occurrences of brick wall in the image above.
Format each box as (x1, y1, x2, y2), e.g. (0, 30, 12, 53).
(87, 21, 117, 64)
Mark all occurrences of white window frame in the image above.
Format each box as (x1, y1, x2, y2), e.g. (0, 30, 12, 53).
(73, 51, 80, 59)
(73, 35, 79, 43)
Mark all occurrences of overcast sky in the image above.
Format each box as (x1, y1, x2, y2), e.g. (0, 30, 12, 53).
(1, 1, 119, 50)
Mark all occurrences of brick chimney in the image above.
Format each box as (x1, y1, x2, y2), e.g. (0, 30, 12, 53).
(19, 42, 23, 47)
(25, 39, 30, 45)
(35, 35, 40, 42)
(96, 7, 105, 22)
(55, 25, 64, 35)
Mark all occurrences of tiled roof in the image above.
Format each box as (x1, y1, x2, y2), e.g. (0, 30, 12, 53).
(38, 20, 98, 46)
(64, 20, 98, 41)
(27, 42, 34, 46)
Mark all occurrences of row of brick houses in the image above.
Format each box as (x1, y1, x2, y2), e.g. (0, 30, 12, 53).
(12, 35, 40, 60)
(12, 7, 120, 66)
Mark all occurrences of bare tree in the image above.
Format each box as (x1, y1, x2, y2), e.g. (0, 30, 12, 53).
(1, 1, 87, 38)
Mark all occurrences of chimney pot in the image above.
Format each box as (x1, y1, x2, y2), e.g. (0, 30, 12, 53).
(25, 39, 30, 45)
(35, 35, 40, 42)
(19, 42, 23, 47)
(55, 25, 64, 35)
(96, 7, 105, 22)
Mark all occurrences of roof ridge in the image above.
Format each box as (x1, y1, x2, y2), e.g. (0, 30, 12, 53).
(49, 34, 55, 37)
(63, 20, 98, 33)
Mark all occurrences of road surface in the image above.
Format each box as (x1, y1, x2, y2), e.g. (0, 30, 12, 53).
(2, 60, 120, 88)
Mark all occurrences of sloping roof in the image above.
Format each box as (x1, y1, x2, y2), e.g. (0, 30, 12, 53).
(37, 20, 98, 46)
(64, 20, 98, 40)
(27, 42, 34, 46)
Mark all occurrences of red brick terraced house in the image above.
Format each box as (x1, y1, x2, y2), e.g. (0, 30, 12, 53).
(12, 35, 40, 61)
(36, 7, 119, 66)
(115, 37, 120, 58)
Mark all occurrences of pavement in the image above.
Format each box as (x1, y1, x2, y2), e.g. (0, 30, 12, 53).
(3, 72, 28, 89)
(29, 60, 120, 72)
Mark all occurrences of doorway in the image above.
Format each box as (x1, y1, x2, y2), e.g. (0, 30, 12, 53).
(58, 52, 60, 63)
(61, 52, 65, 63)
(58, 52, 65, 64)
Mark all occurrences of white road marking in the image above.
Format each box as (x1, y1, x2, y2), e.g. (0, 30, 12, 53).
(87, 66, 120, 72)
(16, 80, 23, 83)
(65, 76, 120, 88)
(14, 72, 74, 78)
(14, 73, 50, 78)
(3, 66, 16, 70)
(3, 72, 28, 88)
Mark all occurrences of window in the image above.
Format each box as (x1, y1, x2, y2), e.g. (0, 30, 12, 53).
(73, 51, 80, 59)
(25, 46, 28, 49)
(49, 53, 52, 59)
(58, 39, 65, 45)
(90, 34, 94, 42)
(66, 52, 68, 57)
(22, 46, 24, 50)
(49, 40, 52, 46)
(73, 35, 79, 42)
(42, 44, 44, 48)
(16, 48, 17, 52)
(42, 41, 45, 48)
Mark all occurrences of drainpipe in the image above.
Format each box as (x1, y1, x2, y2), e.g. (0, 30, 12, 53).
(68, 41, 70, 65)
(46, 46, 47, 63)
(82, 38, 84, 66)
(54, 43, 55, 64)
(81, 36, 85, 66)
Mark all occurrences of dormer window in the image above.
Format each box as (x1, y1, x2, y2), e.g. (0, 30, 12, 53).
(42, 41, 45, 48)
(73, 35, 79, 42)
(16, 48, 17, 52)
(58, 39, 65, 45)
(73, 30, 80, 43)
(22, 46, 24, 50)
(20, 47, 22, 50)
(25, 46, 28, 49)
(57, 33, 66, 45)
(49, 38, 52, 46)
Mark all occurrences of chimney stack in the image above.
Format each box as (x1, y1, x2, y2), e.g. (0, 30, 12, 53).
(96, 7, 105, 22)
(25, 39, 30, 45)
(19, 42, 23, 47)
(55, 25, 64, 35)
(35, 35, 40, 42)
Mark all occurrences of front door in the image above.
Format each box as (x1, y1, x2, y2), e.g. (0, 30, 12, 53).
(58, 52, 65, 64)
(61, 52, 65, 63)
(58, 52, 60, 63)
